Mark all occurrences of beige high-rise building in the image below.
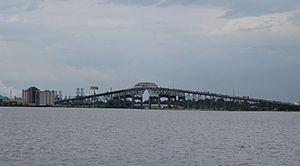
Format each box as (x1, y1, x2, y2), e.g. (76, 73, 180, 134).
(22, 87, 55, 106)
(40, 90, 55, 106)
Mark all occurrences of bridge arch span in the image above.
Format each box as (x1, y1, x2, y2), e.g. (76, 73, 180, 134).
(134, 82, 158, 89)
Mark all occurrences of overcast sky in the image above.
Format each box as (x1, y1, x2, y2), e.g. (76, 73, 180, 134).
(0, 0, 300, 102)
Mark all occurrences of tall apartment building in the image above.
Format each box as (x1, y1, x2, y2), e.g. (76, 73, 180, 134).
(22, 87, 55, 106)
(22, 87, 40, 106)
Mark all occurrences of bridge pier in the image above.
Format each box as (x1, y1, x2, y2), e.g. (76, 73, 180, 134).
(168, 96, 171, 109)
(158, 95, 160, 110)
(130, 96, 143, 109)
(140, 97, 143, 108)
(131, 96, 134, 109)
(148, 96, 152, 109)
(121, 96, 125, 108)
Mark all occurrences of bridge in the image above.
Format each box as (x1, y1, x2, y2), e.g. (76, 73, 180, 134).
(55, 82, 299, 111)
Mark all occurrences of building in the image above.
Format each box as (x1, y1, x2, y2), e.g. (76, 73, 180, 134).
(22, 87, 55, 106)
(22, 87, 40, 106)
(40, 90, 55, 106)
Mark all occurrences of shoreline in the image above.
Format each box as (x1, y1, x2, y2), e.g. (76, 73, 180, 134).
(1, 105, 299, 112)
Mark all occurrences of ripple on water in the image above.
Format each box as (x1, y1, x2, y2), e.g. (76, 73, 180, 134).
(0, 108, 299, 165)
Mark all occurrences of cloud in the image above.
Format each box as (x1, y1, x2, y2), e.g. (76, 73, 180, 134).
(290, 10, 300, 25)
(0, 80, 21, 98)
(0, 55, 114, 91)
(0, 0, 42, 14)
(99, 0, 300, 17)
(208, 10, 300, 36)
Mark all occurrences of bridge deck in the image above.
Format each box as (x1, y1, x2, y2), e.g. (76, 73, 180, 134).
(56, 87, 295, 107)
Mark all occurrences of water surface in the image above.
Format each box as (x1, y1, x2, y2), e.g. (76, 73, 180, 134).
(0, 107, 299, 165)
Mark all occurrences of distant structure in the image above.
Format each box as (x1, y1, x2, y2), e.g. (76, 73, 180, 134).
(76, 88, 80, 97)
(56, 82, 300, 111)
(76, 88, 84, 98)
(81, 88, 84, 97)
(10, 89, 12, 99)
(22, 87, 40, 106)
(134, 82, 158, 88)
(40, 90, 55, 106)
(59, 90, 63, 99)
(90, 86, 99, 95)
(22, 87, 55, 106)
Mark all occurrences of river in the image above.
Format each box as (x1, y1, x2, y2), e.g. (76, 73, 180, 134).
(0, 107, 299, 165)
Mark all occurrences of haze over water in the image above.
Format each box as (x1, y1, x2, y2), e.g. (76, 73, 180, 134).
(0, 107, 299, 165)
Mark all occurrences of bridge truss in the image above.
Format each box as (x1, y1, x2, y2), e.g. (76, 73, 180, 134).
(55, 82, 299, 111)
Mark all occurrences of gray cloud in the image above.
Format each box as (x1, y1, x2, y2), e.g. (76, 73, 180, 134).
(0, 0, 42, 14)
(100, 0, 300, 17)
(290, 11, 300, 25)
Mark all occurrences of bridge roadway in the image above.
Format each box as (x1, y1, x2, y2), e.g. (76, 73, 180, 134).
(56, 82, 297, 110)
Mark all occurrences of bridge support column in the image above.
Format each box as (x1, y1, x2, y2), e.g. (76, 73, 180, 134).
(168, 96, 171, 109)
(139, 97, 143, 108)
(148, 96, 152, 109)
(158, 95, 160, 110)
(122, 96, 126, 108)
(174, 96, 177, 109)
(131, 96, 135, 109)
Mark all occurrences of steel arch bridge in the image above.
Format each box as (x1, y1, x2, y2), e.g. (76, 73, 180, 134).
(55, 82, 299, 111)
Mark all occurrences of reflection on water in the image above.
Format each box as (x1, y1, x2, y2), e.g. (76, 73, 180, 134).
(0, 107, 299, 165)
